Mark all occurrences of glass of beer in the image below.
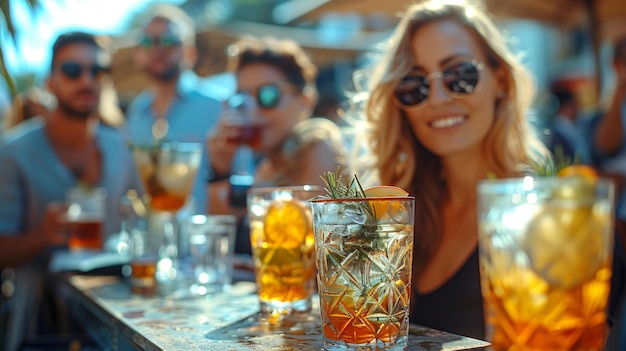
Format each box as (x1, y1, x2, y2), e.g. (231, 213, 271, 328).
(477, 176, 614, 350)
(247, 185, 323, 323)
(62, 187, 106, 251)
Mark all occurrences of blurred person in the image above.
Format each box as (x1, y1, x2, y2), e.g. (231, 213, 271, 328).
(594, 36, 626, 161)
(0, 31, 140, 350)
(207, 36, 347, 253)
(126, 2, 221, 214)
(592, 35, 626, 350)
(352, 0, 625, 340)
(544, 85, 589, 164)
(2, 87, 54, 131)
(593, 36, 626, 220)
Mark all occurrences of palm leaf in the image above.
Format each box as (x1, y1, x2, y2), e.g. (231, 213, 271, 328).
(0, 0, 42, 97)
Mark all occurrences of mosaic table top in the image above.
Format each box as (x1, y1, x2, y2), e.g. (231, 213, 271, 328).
(61, 275, 490, 351)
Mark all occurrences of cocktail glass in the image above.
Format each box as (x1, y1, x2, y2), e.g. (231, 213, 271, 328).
(132, 142, 203, 287)
(477, 176, 614, 350)
(247, 185, 324, 323)
(310, 196, 415, 351)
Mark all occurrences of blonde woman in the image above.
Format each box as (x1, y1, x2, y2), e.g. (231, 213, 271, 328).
(354, 0, 625, 339)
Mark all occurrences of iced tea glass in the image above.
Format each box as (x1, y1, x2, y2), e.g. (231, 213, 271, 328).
(477, 177, 614, 350)
(247, 185, 323, 322)
(310, 196, 415, 351)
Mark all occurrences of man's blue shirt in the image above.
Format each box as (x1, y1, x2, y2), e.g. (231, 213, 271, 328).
(126, 71, 221, 214)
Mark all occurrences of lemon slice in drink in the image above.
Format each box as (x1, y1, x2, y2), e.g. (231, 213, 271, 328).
(264, 200, 309, 248)
(364, 186, 409, 219)
(524, 171, 606, 290)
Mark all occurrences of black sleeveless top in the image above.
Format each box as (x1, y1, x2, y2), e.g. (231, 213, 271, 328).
(410, 248, 485, 339)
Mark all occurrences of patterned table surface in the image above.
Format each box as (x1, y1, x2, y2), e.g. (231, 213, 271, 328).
(60, 275, 490, 351)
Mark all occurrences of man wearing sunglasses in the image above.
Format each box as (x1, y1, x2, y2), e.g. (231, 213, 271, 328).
(0, 31, 140, 350)
(126, 3, 221, 215)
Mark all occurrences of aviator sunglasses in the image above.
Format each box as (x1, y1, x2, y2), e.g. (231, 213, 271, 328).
(394, 60, 485, 109)
(57, 61, 109, 80)
(236, 84, 293, 109)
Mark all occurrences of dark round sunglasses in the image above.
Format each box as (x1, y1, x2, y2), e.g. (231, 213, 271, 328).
(394, 60, 485, 109)
(57, 62, 109, 80)
(236, 84, 287, 110)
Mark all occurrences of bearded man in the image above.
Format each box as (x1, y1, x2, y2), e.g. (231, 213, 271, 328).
(126, 3, 221, 215)
(0, 31, 140, 350)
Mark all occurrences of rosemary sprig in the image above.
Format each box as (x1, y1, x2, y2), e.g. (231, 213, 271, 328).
(319, 166, 376, 222)
(528, 145, 580, 177)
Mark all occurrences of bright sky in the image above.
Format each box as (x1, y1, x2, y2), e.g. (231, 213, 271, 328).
(3, 0, 184, 77)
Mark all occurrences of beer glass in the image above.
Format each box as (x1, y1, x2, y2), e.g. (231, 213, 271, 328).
(62, 187, 106, 251)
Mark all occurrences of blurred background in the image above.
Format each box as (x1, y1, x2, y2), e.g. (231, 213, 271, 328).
(1, 0, 626, 127)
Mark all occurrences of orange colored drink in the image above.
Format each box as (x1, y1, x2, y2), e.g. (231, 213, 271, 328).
(247, 186, 322, 320)
(249, 218, 315, 304)
(134, 149, 200, 212)
(483, 262, 611, 350)
(130, 257, 158, 297)
(477, 177, 614, 350)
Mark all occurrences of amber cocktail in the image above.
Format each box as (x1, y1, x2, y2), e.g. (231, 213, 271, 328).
(247, 186, 323, 321)
(130, 257, 158, 296)
(132, 142, 203, 288)
(224, 121, 264, 149)
(310, 196, 415, 351)
(132, 142, 202, 212)
(477, 177, 614, 350)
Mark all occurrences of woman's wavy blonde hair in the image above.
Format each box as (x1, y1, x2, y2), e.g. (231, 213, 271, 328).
(355, 0, 549, 270)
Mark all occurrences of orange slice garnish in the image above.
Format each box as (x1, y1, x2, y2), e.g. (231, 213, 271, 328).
(364, 186, 409, 198)
(364, 186, 409, 219)
(264, 200, 309, 248)
(557, 165, 598, 180)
